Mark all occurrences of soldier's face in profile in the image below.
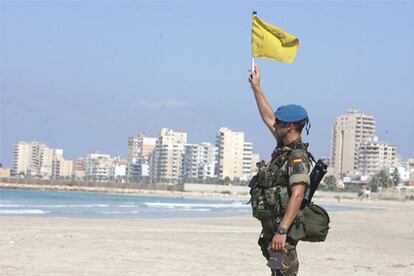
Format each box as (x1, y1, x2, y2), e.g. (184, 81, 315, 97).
(274, 119, 289, 143)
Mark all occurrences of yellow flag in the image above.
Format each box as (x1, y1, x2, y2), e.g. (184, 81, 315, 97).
(252, 15, 299, 64)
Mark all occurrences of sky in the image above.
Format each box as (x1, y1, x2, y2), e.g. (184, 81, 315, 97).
(1, 1, 413, 167)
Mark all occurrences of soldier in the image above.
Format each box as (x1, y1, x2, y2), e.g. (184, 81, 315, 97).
(249, 65, 312, 276)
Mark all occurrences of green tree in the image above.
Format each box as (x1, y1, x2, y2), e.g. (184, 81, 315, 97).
(370, 169, 393, 189)
(323, 175, 336, 186)
(392, 168, 401, 186)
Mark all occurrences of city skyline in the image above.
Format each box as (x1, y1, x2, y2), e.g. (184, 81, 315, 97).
(9, 126, 261, 182)
(1, 107, 411, 169)
(1, 2, 414, 167)
(5, 125, 257, 166)
(7, 116, 409, 176)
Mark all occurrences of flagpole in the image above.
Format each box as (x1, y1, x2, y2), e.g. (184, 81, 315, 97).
(251, 11, 257, 74)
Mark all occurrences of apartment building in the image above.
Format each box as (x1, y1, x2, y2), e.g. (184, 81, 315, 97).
(357, 136, 397, 176)
(85, 152, 113, 181)
(12, 141, 32, 175)
(331, 109, 375, 176)
(73, 157, 86, 179)
(128, 134, 157, 163)
(216, 127, 255, 181)
(108, 158, 128, 182)
(183, 142, 216, 180)
(12, 141, 72, 178)
(152, 128, 187, 181)
(128, 134, 157, 179)
(242, 142, 253, 181)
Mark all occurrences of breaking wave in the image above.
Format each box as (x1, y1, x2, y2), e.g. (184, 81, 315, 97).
(0, 209, 49, 215)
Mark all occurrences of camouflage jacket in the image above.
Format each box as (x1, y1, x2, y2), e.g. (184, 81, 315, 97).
(250, 140, 312, 224)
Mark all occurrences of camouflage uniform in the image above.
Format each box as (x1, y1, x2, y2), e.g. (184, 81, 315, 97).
(255, 140, 311, 276)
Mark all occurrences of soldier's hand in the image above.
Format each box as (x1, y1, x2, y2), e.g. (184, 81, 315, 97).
(248, 65, 261, 90)
(271, 233, 287, 252)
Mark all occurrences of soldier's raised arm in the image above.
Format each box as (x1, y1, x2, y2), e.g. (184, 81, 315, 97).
(249, 65, 277, 140)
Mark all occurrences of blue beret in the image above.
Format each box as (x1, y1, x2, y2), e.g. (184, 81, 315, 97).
(274, 104, 308, 123)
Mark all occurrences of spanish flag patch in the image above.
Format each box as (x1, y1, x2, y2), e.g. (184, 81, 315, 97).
(292, 158, 303, 164)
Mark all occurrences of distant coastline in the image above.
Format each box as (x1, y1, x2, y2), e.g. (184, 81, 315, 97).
(0, 182, 245, 200)
(1, 181, 413, 205)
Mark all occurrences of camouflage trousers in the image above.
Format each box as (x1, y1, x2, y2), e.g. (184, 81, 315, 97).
(258, 232, 299, 276)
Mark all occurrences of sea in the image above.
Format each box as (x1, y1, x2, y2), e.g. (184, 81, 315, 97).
(0, 188, 374, 219)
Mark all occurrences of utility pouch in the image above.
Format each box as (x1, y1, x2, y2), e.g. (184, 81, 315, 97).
(257, 205, 272, 221)
(257, 162, 270, 187)
(264, 186, 279, 206)
(251, 190, 272, 221)
(288, 210, 306, 241)
(301, 203, 330, 242)
(278, 186, 289, 211)
(250, 187, 262, 219)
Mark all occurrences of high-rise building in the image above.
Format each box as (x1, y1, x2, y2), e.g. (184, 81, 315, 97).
(50, 149, 63, 178)
(128, 134, 157, 163)
(183, 142, 216, 180)
(85, 152, 113, 181)
(12, 141, 71, 178)
(357, 136, 397, 176)
(216, 127, 255, 181)
(242, 142, 253, 181)
(128, 134, 157, 179)
(331, 109, 375, 176)
(12, 141, 32, 175)
(152, 128, 187, 181)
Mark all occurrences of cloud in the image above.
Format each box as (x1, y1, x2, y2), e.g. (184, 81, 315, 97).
(133, 99, 193, 110)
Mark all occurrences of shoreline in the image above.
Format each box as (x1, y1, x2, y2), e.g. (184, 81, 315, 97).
(2, 183, 414, 220)
(0, 182, 246, 201)
(2, 181, 414, 205)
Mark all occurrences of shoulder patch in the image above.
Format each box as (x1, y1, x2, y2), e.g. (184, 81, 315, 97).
(292, 163, 305, 174)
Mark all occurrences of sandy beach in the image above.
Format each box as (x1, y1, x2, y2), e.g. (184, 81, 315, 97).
(1, 198, 414, 276)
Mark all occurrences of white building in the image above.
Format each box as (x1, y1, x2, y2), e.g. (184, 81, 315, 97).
(128, 134, 157, 163)
(152, 128, 187, 181)
(357, 136, 396, 176)
(85, 152, 113, 181)
(331, 109, 375, 177)
(12, 141, 32, 176)
(183, 142, 216, 180)
(389, 166, 409, 183)
(215, 127, 256, 181)
(12, 141, 72, 178)
(242, 142, 253, 181)
(128, 134, 157, 179)
(108, 158, 128, 182)
(34, 145, 52, 178)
